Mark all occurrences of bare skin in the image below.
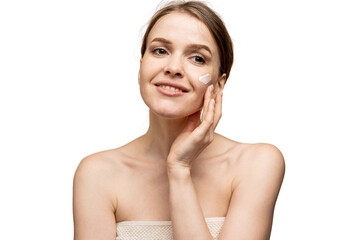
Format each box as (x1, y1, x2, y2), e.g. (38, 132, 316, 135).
(73, 134, 284, 239)
(112, 133, 243, 222)
(73, 12, 285, 240)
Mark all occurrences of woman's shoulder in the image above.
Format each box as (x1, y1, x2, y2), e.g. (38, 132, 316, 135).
(74, 149, 119, 187)
(214, 134, 285, 170)
(75, 137, 152, 181)
(213, 135, 285, 194)
(77, 149, 116, 169)
(241, 142, 285, 168)
(74, 142, 138, 182)
(227, 139, 285, 186)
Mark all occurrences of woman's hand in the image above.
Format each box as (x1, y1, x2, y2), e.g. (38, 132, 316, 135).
(167, 84, 223, 172)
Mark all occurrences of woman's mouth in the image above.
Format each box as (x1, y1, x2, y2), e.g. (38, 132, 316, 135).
(154, 81, 189, 96)
(155, 84, 187, 96)
(159, 85, 184, 92)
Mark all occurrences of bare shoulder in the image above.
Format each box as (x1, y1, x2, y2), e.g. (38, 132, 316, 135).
(211, 137, 286, 194)
(213, 134, 285, 166)
(231, 142, 286, 210)
(232, 142, 285, 184)
(73, 142, 141, 197)
(217, 142, 285, 239)
(73, 145, 137, 201)
(79, 135, 144, 170)
(210, 134, 285, 170)
(74, 149, 123, 182)
(226, 141, 284, 169)
(73, 148, 125, 209)
(73, 146, 135, 239)
(245, 143, 285, 166)
(246, 143, 285, 180)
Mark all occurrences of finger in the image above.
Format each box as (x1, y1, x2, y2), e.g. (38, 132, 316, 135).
(202, 85, 214, 122)
(213, 90, 223, 130)
(194, 98, 215, 138)
(202, 85, 212, 121)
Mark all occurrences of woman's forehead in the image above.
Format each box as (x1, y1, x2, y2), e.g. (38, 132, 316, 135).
(148, 12, 218, 52)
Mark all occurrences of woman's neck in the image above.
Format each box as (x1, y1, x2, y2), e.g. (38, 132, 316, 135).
(140, 110, 195, 161)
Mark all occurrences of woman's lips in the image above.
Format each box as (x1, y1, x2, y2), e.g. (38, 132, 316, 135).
(156, 85, 185, 96)
(155, 81, 189, 92)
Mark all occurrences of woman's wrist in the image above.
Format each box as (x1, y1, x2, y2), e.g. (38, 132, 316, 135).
(167, 158, 191, 179)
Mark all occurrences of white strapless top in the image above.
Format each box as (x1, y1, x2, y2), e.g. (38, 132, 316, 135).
(116, 217, 225, 240)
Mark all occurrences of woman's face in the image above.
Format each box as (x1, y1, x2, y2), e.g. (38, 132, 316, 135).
(139, 12, 224, 119)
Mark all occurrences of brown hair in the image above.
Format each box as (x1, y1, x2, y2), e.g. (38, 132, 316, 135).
(141, 1, 234, 82)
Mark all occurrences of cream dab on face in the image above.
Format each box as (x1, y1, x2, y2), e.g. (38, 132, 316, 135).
(199, 74, 211, 84)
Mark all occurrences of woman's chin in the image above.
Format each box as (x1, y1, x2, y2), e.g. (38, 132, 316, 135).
(143, 98, 202, 119)
(151, 109, 187, 119)
(150, 107, 200, 120)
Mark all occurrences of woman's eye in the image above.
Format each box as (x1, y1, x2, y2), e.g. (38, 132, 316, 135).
(152, 48, 167, 55)
(192, 55, 206, 64)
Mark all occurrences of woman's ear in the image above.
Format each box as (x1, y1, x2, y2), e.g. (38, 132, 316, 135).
(215, 73, 226, 94)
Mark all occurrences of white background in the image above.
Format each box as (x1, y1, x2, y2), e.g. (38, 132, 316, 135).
(0, 0, 359, 239)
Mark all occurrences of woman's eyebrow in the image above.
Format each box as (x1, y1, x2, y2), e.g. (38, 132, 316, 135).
(150, 37, 172, 45)
(187, 44, 212, 56)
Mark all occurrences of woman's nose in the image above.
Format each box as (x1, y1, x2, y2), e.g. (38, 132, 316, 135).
(164, 55, 184, 78)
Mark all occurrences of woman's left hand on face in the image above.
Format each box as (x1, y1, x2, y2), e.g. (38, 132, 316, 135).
(167, 84, 223, 171)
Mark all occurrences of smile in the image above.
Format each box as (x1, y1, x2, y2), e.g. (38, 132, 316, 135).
(155, 84, 187, 97)
(159, 85, 183, 92)
(154, 81, 190, 97)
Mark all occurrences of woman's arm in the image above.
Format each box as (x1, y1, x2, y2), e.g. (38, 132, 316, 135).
(167, 85, 222, 240)
(167, 167, 214, 240)
(73, 155, 117, 240)
(218, 143, 285, 240)
(168, 142, 285, 240)
(167, 82, 285, 239)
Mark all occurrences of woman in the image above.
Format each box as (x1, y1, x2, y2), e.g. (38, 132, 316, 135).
(73, 1, 285, 239)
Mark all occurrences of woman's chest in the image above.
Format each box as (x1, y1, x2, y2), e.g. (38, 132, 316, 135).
(114, 165, 233, 222)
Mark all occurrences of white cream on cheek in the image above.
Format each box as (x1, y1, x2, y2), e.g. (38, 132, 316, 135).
(198, 74, 211, 84)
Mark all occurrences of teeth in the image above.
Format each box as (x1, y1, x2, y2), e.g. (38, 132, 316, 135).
(160, 85, 182, 92)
